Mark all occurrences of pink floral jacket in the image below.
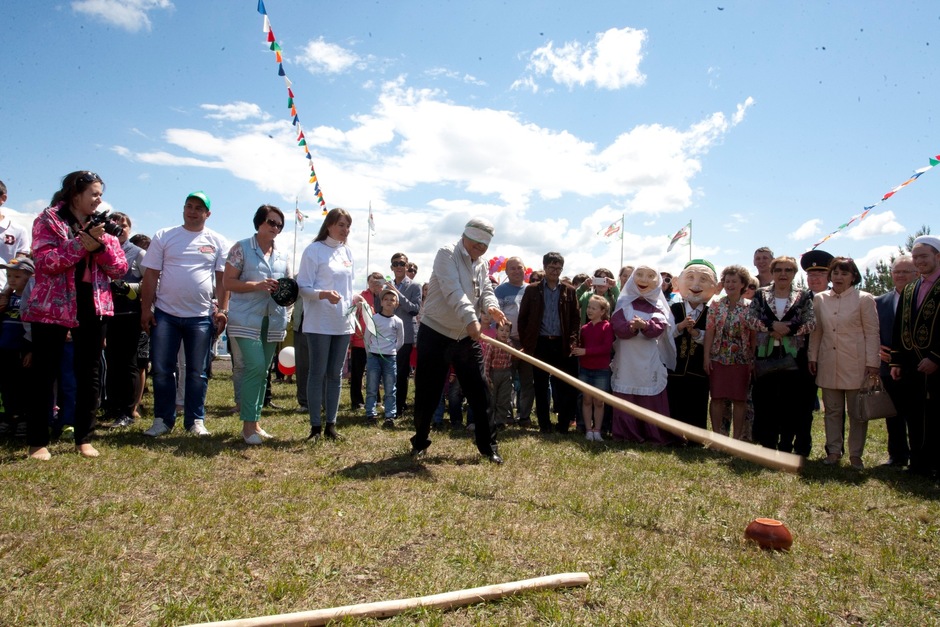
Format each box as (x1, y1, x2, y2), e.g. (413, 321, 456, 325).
(22, 204, 128, 328)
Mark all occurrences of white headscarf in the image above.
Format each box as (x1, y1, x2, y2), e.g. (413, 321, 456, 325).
(614, 265, 677, 370)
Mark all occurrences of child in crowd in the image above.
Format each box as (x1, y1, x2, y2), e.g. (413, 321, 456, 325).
(571, 294, 615, 441)
(0, 258, 34, 437)
(364, 289, 404, 427)
(484, 320, 514, 428)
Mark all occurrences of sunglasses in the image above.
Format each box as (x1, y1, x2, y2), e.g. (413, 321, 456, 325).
(265, 218, 284, 231)
(77, 171, 102, 185)
(391, 261, 408, 267)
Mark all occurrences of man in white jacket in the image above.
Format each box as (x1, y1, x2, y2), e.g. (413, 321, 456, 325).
(410, 218, 507, 463)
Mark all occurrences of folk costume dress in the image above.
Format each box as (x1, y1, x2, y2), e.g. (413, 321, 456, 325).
(610, 269, 680, 444)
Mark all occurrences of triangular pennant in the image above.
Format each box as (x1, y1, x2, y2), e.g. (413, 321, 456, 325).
(278, 63, 286, 77)
(287, 88, 294, 98)
(263, 15, 270, 32)
(275, 50, 282, 63)
(292, 115, 299, 125)
(283, 77, 292, 88)
(930, 157, 939, 166)
(287, 97, 294, 107)
(267, 29, 275, 43)
(290, 105, 297, 116)
(297, 131, 305, 140)
(298, 139, 307, 146)
(270, 41, 281, 52)
(306, 152, 312, 159)
(257, 0, 267, 15)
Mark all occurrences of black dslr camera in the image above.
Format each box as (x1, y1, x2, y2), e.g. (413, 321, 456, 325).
(87, 210, 124, 238)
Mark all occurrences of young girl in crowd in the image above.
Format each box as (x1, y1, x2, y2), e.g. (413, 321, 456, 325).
(571, 294, 615, 441)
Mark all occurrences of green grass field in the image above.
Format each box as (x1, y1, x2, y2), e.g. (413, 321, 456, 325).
(1, 361, 938, 625)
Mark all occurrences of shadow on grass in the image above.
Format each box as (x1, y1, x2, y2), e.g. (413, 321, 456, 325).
(334, 451, 438, 481)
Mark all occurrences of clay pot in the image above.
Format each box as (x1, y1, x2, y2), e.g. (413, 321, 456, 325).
(744, 517, 793, 550)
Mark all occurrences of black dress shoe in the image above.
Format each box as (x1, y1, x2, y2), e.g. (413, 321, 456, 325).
(323, 423, 340, 440)
(410, 447, 427, 458)
(487, 453, 503, 465)
(306, 425, 321, 441)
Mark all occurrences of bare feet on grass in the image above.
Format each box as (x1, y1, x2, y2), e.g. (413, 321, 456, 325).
(28, 447, 52, 461)
(76, 444, 100, 458)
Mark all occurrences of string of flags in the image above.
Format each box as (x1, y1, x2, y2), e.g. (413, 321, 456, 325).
(810, 153, 940, 250)
(256, 0, 328, 215)
(597, 216, 623, 242)
(667, 221, 691, 253)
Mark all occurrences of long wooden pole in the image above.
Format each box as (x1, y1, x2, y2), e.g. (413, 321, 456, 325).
(479, 335, 803, 473)
(184, 572, 590, 627)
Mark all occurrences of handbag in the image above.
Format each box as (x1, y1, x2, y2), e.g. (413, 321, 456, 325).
(856, 378, 897, 421)
(754, 338, 798, 378)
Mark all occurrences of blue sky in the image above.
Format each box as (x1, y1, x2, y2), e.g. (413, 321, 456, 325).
(2, 1, 938, 286)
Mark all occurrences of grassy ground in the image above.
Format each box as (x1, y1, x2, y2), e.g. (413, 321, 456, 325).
(0, 361, 938, 626)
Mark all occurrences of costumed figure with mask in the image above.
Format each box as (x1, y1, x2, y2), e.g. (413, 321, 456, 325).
(609, 265, 680, 444)
(666, 259, 718, 431)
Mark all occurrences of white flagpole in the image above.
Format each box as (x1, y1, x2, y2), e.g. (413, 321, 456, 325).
(365, 201, 372, 284)
(292, 197, 299, 274)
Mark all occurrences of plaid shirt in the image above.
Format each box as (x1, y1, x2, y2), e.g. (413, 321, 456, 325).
(483, 342, 513, 380)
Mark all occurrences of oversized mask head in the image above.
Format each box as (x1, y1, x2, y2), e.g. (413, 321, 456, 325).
(677, 260, 718, 306)
(632, 266, 660, 295)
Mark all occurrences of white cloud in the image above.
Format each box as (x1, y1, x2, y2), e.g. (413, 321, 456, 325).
(425, 68, 486, 86)
(201, 102, 268, 122)
(71, 0, 172, 32)
(788, 219, 822, 240)
(295, 38, 361, 74)
(854, 245, 904, 273)
(510, 75, 539, 93)
(526, 27, 647, 90)
(114, 78, 752, 283)
(846, 210, 906, 240)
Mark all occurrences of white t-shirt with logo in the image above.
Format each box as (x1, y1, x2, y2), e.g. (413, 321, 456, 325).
(141, 225, 228, 318)
(0, 216, 31, 291)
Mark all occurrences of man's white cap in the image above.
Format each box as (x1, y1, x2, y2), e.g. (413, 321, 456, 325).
(463, 217, 495, 245)
(912, 235, 940, 252)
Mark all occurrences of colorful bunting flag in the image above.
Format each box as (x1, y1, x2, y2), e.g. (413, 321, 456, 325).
(255, 5, 328, 211)
(368, 202, 376, 235)
(810, 154, 940, 250)
(667, 221, 691, 253)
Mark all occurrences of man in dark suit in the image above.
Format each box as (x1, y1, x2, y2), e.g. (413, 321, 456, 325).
(890, 236, 940, 478)
(875, 255, 917, 467)
(518, 251, 580, 433)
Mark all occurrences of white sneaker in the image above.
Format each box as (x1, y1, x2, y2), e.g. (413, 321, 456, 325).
(144, 418, 169, 437)
(243, 432, 264, 445)
(593, 431, 603, 441)
(585, 431, 594, 441)
(189, 419, 211, 436)
(257, 428, 274, 440)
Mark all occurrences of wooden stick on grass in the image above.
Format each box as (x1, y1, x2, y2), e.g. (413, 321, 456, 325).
(479, 335, 804, 474)
(184, 572, 591, 627)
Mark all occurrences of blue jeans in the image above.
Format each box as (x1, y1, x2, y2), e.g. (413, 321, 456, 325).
(151, 308, 213, 430)
(305, 332, 350, 427)
(366, 353, 398, 418)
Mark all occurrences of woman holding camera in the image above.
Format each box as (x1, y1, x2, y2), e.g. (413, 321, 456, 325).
(22, 171, 128, 460)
